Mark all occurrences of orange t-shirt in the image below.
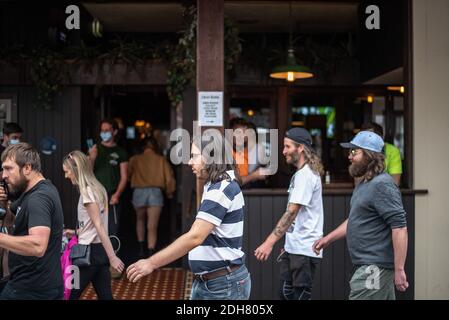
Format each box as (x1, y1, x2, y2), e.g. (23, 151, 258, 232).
(233, 149, 249, 177)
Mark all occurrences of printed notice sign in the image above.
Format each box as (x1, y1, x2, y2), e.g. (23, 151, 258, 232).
(198, 91, 223, 127)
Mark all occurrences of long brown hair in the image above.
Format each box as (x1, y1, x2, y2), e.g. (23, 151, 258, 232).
(362, 150, 385, 181)
(193, 135, 240, 185)
(302, 145, 325, 176)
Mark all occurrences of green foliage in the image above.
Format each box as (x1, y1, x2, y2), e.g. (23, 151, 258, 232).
(165, 5, 242, 107)
(0, 6, 242, 109)
(29, 47, 66, 110)
(165, 5, 198, 107)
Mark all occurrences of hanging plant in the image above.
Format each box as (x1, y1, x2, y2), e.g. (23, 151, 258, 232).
(224, 16, 242, 73)
(29, 47, 67, 110)
(165, 5, 242, 107)
(2, 6, 241, 109)
(165, 5, 197, 107)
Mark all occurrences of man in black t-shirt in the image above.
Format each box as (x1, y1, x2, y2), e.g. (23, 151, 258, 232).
(0, 143, 63, 300)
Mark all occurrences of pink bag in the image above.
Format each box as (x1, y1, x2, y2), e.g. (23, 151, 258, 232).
(61, 235, 78, 300)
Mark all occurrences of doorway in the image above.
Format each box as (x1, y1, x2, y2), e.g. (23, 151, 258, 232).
(82, 85, 181, 266)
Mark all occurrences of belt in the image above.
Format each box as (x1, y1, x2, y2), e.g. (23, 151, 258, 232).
(194, 264, 241, 282)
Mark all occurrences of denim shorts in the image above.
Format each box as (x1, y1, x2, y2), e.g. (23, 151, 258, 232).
(190, 264, 251, 300)
(132, 187, 164, 207)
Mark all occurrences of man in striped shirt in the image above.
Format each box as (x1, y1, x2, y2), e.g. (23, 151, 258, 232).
(127, 138, 251, 300)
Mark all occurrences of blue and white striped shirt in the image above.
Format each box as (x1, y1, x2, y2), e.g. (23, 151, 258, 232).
(188, 170, 245, 274)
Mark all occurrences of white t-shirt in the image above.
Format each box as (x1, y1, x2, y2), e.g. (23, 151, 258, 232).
(284, 164, 324, 258)
(77, 186, 108, 245)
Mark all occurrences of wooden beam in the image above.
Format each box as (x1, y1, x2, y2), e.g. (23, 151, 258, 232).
(196, 0, 224, 207)
(277, 86, 289, 187)
(404, 0, 413, 189)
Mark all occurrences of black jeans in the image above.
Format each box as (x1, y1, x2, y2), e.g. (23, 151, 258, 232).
(0, 283, 63, 300)
(279, 252, 320, 300)
(69, 243, 113, 300)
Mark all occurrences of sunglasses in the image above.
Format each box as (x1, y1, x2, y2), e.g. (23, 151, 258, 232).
(349, 149, 362, 157)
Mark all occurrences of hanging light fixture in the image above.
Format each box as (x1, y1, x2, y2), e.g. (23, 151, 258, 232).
(270, 2, 313, 82)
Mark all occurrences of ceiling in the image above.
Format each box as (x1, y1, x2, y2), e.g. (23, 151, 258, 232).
(82, 1, 359, 34)
(364, 67, 404, 85)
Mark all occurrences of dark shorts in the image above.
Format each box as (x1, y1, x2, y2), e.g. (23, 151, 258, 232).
(0, 282, 63, 300)
(279, 252, 320, 288)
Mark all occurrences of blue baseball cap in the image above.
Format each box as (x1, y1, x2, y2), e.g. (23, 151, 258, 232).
(340, 131, 384, 153)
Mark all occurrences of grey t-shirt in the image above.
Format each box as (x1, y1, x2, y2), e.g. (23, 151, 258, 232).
(347, 173, 407, 269)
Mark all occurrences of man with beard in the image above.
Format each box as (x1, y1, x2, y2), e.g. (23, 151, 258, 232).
(0, 143, 64, 299)
(313, 131, 408, 300)
(255, 128, 324, 300)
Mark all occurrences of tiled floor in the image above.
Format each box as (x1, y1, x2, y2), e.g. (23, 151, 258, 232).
(80, 268, 192, 300)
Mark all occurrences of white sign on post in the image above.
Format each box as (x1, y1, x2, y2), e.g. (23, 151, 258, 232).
(198, 91, 223, 127)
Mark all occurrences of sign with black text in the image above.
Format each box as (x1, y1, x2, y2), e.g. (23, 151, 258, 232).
(198, 91, 223, 127)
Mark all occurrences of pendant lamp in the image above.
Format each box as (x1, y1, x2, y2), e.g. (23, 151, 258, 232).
(270, 2, 313, 82)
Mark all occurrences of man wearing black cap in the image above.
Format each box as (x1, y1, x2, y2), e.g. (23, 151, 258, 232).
(255, 128, 324, 300)
(313, 131, 408, 300)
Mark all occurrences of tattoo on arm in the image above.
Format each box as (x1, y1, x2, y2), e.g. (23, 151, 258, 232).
(272, 209, 298, 238)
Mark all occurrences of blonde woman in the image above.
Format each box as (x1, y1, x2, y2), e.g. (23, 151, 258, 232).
(63, 151, 124, 300)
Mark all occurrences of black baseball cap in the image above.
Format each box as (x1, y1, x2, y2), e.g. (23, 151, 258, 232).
(285, 127, 312, 147)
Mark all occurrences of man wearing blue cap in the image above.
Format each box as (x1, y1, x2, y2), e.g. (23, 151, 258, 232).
(313, 131, 409, 300)
(255, 127, 324, 300)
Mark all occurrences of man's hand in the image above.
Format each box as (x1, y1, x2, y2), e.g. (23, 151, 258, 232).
(110, 193, 120, 205)
(312, 236, 329, 256)
(88, 144, 98, 160)
(127, 259, 156, 283)
(0, 183, 8, 202)
(254, 241, 273, 262)
(395, 269, 409, 292)
(63, 229, 75, 238)
(253, 168, 267, 181)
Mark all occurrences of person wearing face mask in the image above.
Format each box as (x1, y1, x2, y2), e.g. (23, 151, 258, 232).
(87, 119, 128, 275)
(0, 123, 23, 168)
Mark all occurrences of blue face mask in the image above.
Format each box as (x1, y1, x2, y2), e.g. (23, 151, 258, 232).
(100, 131, 113, 142)
(9, 139, 20, 145)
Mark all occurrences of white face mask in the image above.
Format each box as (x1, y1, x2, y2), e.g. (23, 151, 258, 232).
(9, 139, 20, 145)
(100, 131, 113, 142)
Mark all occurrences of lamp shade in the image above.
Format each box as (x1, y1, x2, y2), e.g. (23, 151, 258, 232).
(270, 48, 313, 81)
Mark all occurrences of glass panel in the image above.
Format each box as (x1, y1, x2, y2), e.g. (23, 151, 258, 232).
(372, 96, 386, 129)
(229, 98, 270, 129)
(395, 116, 405, 158)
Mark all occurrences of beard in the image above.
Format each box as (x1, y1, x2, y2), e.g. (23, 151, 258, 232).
(348, 155, 371, 178)
(285, 151, 300, 165)
(6, 172, 28, 199)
